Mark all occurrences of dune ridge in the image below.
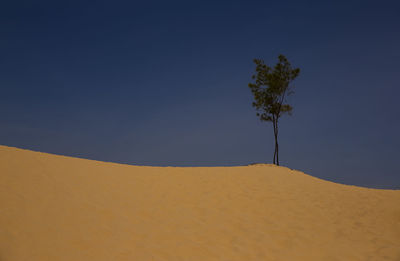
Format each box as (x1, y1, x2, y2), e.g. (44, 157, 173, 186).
(0, 145, 399, 260)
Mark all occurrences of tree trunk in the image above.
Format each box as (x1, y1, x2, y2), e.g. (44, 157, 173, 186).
(272, 118, 279, 165)
(272, 119, 276, 164)
(275, 130, 279, 166)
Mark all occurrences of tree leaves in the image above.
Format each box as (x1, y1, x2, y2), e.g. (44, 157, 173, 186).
(248, 54, 300, 122)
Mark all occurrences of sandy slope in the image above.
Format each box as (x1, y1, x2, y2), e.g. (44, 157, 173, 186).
(0, 145, 399, 261)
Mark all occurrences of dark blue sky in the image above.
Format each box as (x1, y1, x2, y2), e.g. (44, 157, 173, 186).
(1, 0, 399, 188)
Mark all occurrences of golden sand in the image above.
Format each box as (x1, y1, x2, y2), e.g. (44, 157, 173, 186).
(0, 145, 399, 260)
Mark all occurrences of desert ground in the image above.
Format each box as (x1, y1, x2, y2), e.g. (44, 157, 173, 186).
(0, 145, 399, 260)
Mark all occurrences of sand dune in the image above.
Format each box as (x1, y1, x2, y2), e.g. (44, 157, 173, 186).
(0, 145, 399, 260)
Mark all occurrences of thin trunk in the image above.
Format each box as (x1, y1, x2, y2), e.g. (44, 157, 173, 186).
(273, 117, 279, 166)
(272, 116, 277, 164)
(275, 124, 279, 166)
(274, 87, 286, 166)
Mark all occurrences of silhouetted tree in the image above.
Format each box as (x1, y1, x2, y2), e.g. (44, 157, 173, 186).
(248, 55, 300, 165)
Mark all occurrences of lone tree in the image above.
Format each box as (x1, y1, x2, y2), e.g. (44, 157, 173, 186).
(248, 55, 300, 166)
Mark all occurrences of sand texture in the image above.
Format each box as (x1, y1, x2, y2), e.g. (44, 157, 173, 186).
(0, 145, 399, 260)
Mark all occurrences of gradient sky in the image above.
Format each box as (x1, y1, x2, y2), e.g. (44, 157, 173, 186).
(1, 0, 399, 188)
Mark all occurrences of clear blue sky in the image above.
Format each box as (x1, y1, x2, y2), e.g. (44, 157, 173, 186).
(1, 0, 399, 188)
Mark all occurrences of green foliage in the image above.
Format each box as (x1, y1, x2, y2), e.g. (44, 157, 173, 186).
(248, 55, 300, 122)
(248, 54, 300, 165)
